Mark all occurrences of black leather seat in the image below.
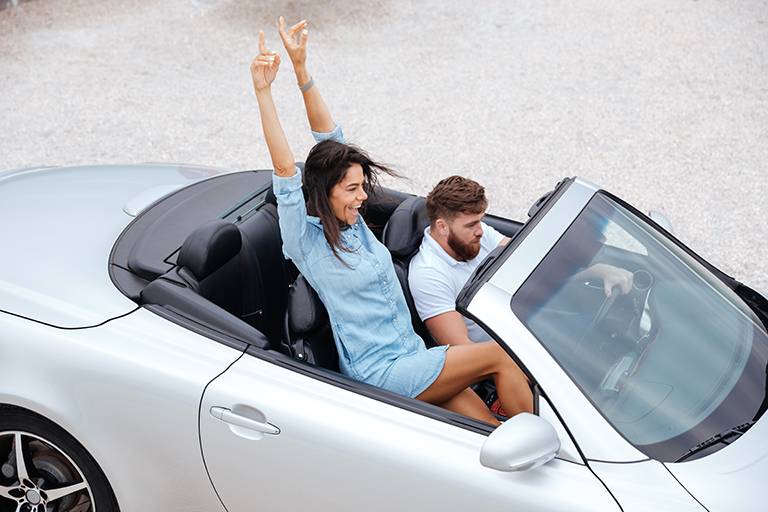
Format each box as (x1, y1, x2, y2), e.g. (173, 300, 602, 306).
(140, 218, 270, 348)
(282, 274, 339, 372)
(175, 219, 243, 303)
(381, 196, 437, 347)
(237, 203, 295, 344)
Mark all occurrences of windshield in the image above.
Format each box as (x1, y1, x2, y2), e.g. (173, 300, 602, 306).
(511, 193, 768, 462)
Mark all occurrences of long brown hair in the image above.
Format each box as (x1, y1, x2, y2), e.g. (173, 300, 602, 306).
(303, 139, 399, 261)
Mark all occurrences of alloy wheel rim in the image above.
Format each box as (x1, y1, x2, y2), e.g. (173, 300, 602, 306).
(0, 431, 94, 512)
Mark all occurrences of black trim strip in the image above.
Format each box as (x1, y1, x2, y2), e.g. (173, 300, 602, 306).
(244, 344, 498, 436)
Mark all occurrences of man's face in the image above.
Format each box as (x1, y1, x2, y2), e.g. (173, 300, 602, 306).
(445, 211, 485, 261)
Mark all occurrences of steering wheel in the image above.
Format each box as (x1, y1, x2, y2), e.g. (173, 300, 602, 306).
(589, 285, 622, 332)
(570, 285, 622, 360)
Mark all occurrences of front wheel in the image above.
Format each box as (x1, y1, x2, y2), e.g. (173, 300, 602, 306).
(0, 406, 119, 512)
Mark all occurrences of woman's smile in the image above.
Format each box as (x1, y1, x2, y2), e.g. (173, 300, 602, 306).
(330, 163, 367, 225)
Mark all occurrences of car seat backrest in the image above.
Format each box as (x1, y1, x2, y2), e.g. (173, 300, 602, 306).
(381, 196, 429, 259)
(283, 274, 339, 372)
(176, 219, 242, 289)
(139, 218, 270, 348)
(143, 205, 297, 349)
(237, 203, 296, 345)
(382, 196, 437, 347)
(176, 220, 244, 317)
(174, 218, 249, 321)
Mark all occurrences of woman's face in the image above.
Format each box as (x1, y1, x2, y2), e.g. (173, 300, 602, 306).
(329, 163, 367, 225)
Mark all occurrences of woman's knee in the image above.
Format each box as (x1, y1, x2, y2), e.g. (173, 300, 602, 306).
(478, 342, 518, 371)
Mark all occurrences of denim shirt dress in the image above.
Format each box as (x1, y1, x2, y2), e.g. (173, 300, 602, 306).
(271, 125, 447, 398)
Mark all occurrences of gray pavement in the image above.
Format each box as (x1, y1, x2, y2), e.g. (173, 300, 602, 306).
(1, 0, 767, 292)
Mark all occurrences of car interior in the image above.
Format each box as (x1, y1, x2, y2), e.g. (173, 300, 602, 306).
(109, 169, 524, 428)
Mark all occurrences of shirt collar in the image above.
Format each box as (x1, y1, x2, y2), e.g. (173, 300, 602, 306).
(422, 226, 463, 267)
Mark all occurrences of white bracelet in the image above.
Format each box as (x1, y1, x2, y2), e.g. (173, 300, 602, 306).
(298, 76, 315, 92)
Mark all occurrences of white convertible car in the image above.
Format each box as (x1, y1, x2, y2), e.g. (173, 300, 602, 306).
(1, 163, 766, 512)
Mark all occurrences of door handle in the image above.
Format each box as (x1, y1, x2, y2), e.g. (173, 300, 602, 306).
(209, 406, 280, 435)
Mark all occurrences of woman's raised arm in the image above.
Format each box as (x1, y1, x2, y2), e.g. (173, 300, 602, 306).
(251, 29, 296, 178)
(278, 17, 335, 134)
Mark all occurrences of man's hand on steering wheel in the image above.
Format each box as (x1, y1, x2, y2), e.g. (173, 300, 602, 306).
(600, 265, 633, 298)
(577, 263, 634, 298)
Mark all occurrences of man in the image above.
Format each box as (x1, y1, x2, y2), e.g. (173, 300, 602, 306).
(408, 176, 509, 347)
(409, 175, 633, 348)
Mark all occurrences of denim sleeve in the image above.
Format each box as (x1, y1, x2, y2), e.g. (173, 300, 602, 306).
(311, 123, 346, 144)
(272, 168, 311, 262)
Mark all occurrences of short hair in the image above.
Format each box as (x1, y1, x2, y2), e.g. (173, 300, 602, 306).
(425, 175, 488, 225)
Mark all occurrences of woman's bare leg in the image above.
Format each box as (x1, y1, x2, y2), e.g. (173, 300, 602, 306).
(437, 387, 500, 425)
(416, 342, 533, 421)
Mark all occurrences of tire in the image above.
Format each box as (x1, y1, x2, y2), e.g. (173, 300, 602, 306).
(0, 406, 119, 512)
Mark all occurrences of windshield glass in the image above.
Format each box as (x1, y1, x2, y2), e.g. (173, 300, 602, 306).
(511, 193, 768, 462)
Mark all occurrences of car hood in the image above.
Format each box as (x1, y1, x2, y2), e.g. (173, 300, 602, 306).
(0, 164, 227, 328)
(664, 415, 768, 511)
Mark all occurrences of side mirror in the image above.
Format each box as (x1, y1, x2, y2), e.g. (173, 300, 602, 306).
(480, 413, 561, 472)
(649, 210, 674, 234)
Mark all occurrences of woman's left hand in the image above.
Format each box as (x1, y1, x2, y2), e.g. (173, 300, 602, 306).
(279, 16, 308, 69)
(250, 30, 280, 93)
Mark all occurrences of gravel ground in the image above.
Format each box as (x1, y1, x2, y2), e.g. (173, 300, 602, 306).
(1, 0, 767, 292)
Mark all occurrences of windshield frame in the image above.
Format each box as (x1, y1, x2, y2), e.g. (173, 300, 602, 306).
(506, 190, 768, 462)
(460, 178, 768, 463)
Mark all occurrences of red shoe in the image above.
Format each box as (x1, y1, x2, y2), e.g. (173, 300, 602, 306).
(490, 399, 506, 417)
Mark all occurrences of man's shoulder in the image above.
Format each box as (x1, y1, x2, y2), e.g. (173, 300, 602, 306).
(410, 242, 449, 276)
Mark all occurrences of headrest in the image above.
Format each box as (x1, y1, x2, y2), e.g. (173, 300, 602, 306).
(288, 274, 328, 333)
(177, 219, 242, 281)
(382, 196, 429, 258)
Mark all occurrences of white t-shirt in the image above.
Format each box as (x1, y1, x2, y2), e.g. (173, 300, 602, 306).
(408, 222, 505, 343)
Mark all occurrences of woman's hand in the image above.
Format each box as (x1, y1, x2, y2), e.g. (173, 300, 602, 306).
(250, 30, 280, 93)
(276, 16, 334, 132)
(278, 16, 308, 71)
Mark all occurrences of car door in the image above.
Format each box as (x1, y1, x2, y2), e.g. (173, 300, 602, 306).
(200, 349, 620, 512)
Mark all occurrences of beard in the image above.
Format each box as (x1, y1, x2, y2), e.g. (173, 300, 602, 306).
(447, 230, 482, 261)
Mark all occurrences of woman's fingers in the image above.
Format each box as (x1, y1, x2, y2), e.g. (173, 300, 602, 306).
(256, 51, 277, 63)
(279, 16, 307, 46)
(278, 17, 292, 46)
(256, 29, 278, 64)
(288, 19, 307, 40)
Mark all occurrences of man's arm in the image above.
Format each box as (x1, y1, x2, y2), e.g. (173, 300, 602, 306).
(412, 227, 507, 347)
(424, 311, 475, 347)
(574, 263, 633, 298)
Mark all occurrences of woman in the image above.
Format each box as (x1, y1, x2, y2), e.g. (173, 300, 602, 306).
(251, 18, 532, 424)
